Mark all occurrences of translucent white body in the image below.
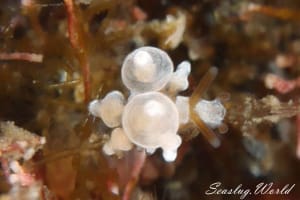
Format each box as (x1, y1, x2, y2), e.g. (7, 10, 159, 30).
(88, 91, 125, 128)
(122, 92, 180, 150)
(103, 128, 133, 155)
(121, 47, 174, 93)
(88, 46, 227, 162)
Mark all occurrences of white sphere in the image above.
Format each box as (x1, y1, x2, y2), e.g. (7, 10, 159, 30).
(121, 46, 174, 93)
(122, 92, 179, 149)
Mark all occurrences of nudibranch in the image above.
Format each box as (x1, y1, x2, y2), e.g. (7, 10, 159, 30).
(89, 46, 226, 162)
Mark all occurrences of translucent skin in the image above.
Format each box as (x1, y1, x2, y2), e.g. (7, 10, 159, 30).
(122, 91, 179, 149)
(88, 91, 124, 128)
(88, 46, 227, 162)
(121, 47, 174, 93)
(165, 61, 191, 94)
(194, 99, 226, 128)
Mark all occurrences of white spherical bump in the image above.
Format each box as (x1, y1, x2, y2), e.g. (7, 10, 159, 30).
(179, 61, 191, 74)
(194, 99, 226, 129)
(122, 92, 179, 149)
(162, 149, 178, 162)
(175, 96, 190, 124)
(110, 128, 133, 151)
(165, 61, 191, 94)
(122, 46, 174, 93)
(102, 142, 115, 156)
(160, 134, 182, 150)
(161, 134, 181, 162)
(95, 91, 125, 128)
(88, 99, 102, 118)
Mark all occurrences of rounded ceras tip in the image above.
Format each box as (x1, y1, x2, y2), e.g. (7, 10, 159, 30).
(121, 46, 174, 93)
(88, 91, 125, 128)
(122, 91, 180, 149)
